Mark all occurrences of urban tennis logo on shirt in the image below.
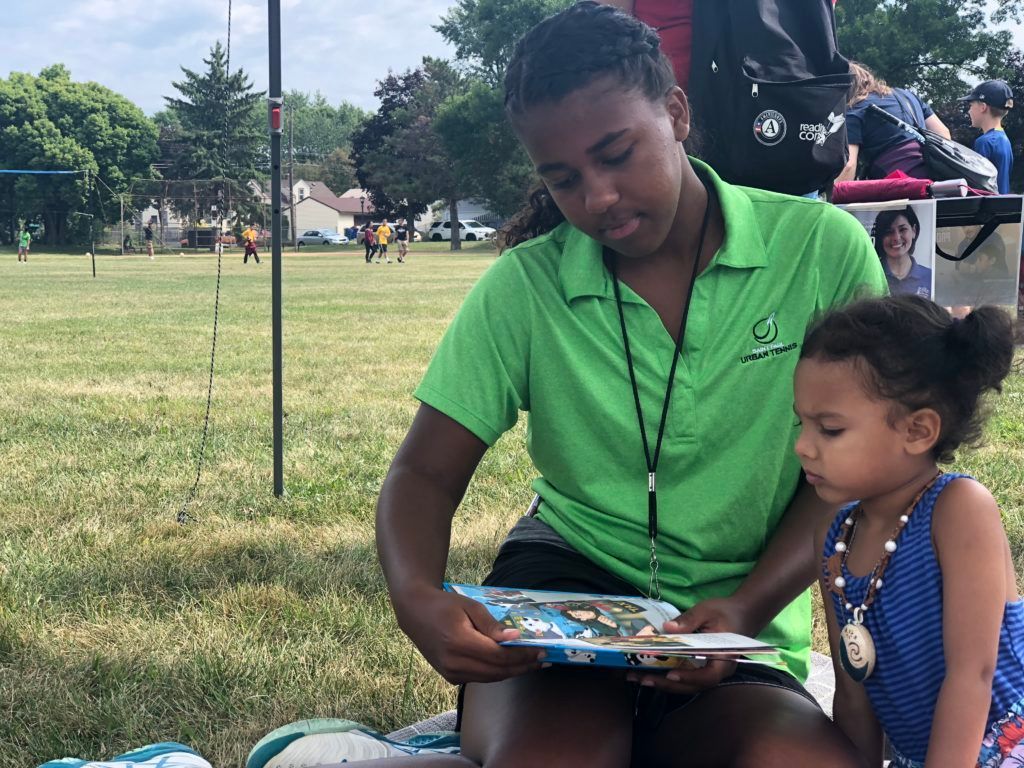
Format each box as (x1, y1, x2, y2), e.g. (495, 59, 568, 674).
(752, 312, 778, 344)
(753, 110, 786, 147)
(740, 312, 798, 365)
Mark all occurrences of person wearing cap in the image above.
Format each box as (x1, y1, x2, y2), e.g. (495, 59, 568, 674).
(960, 80, 1014, 194)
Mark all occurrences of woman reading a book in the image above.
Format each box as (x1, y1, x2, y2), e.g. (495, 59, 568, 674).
(375, 3, 886, 766)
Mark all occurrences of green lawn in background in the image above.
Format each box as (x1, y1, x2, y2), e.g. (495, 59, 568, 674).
(0, 244, 1021, 767)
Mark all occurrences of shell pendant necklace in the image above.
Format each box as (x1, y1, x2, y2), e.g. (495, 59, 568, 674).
(823, 472, 941, 682)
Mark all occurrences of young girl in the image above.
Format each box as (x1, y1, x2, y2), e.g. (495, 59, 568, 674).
(376, 3, 886, 766)
(794, 295, 1020, 767)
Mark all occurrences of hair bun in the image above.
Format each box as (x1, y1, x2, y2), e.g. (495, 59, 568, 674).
(946, 306, 1015, 394)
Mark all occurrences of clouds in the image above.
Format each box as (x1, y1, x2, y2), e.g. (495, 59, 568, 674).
(6, 0, 458, 114)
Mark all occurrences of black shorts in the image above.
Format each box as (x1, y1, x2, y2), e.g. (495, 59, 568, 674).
(456, 538, 817, 733)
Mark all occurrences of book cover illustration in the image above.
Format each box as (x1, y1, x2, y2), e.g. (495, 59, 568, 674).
(445, 583, 780, 670)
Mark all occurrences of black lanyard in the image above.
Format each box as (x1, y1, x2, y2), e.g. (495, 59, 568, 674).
(605, 177, 712, 596)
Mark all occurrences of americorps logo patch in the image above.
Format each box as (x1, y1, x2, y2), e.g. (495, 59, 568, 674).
(739, 312, 798, 365)
(753, 110, 787, 146)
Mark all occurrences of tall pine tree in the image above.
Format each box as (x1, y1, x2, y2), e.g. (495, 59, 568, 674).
(164, 42, 263, 225)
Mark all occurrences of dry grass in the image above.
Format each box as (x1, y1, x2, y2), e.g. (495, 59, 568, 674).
(0, 244, 1021, 767)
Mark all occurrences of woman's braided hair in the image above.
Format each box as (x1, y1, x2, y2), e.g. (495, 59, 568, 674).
(500, 1, 677, 249)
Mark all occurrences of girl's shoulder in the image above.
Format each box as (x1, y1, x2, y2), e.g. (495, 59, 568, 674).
(931, 474, 1000, 532)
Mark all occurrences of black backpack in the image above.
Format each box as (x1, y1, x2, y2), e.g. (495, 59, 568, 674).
(688, 0, 853, 196)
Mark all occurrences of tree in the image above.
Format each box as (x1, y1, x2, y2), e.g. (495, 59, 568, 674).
(434, 0, 574, 86)
(351, 68, 429, 219)
(358, 59, 473, 249)
(431, 0, 574, 220)
(282, 91, 366, 163)
(164, 42, 263, 225)
(835, 0, 1019, 104)
(0, 65, 158, 244)
(434, 82, 535, 218)
(320, 147, 356, 195)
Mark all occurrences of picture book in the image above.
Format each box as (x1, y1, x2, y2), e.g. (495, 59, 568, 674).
(445, 583, 781, 670)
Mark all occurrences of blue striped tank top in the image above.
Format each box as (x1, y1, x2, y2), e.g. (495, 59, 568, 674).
(823, 473, 1024, 764)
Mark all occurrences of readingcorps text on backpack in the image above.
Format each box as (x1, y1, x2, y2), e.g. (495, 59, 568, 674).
(688, 0, 853, 196)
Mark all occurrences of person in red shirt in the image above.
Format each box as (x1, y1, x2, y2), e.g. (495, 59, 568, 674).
(602, 1, 693, 90)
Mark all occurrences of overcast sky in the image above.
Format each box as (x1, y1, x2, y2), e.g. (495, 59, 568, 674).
(5, 1, 1022, 117)
(5, 0, 459, 115)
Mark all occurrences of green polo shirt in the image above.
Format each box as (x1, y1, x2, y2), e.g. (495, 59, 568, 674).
(416, 160, 886, 679)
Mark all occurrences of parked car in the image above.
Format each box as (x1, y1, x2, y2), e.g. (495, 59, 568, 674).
(426, 219, 496, 242)
(297, 229, 348, 246)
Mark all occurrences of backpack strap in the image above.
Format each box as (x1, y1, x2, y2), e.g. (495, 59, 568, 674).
(892, 89, 922, 131)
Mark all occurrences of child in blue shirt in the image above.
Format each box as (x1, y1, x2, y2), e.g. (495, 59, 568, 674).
(960, 80, 1015, 194)
(795, 295, 1023, 767)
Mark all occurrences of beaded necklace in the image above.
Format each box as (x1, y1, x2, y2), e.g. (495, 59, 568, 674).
(823, 471, 942, 682)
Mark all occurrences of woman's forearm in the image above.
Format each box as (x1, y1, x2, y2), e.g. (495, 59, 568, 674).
(375, 405, 488, 610)
(376, 463, 459, 603)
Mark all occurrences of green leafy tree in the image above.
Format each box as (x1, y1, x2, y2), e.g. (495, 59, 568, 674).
(352, 68, 428, 218)
(164, 42, 263, 225)
(434, 0, 574, 86)
(836, 0, 1020, 104)
(283, 91, 367, 163)
(245, 91, 366, 193)
(0, 65, 158, 244)
(359, 59, 473, 249)
(320, 147, 357, 195)
(431, 0, 574, 220)
(434, 82, 534, 218)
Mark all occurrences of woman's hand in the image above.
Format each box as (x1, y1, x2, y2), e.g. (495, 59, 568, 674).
(394, 585, 546, 685)
(624, 596, 751, 694)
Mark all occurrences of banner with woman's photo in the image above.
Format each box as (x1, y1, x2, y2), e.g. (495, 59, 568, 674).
(840, 200, 937, 300)
(839, 196, 1024, 315)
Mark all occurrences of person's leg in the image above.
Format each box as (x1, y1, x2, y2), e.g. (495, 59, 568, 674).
(148, 241, 154, 259)
(460, 667, 635, 768)
(636, 683, 864, 768)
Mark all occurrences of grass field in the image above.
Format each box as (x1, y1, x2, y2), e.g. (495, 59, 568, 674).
(1, 243, 1022, 767)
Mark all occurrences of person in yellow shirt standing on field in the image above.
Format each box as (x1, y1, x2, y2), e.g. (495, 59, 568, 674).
(241, 223, 260, 265)
(375, 221, 392, 263)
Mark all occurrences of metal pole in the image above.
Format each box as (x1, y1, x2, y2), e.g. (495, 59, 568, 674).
(120, 195, 124, 255)
(269, 0, 284, 497)
(288, 104, 296, 250)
